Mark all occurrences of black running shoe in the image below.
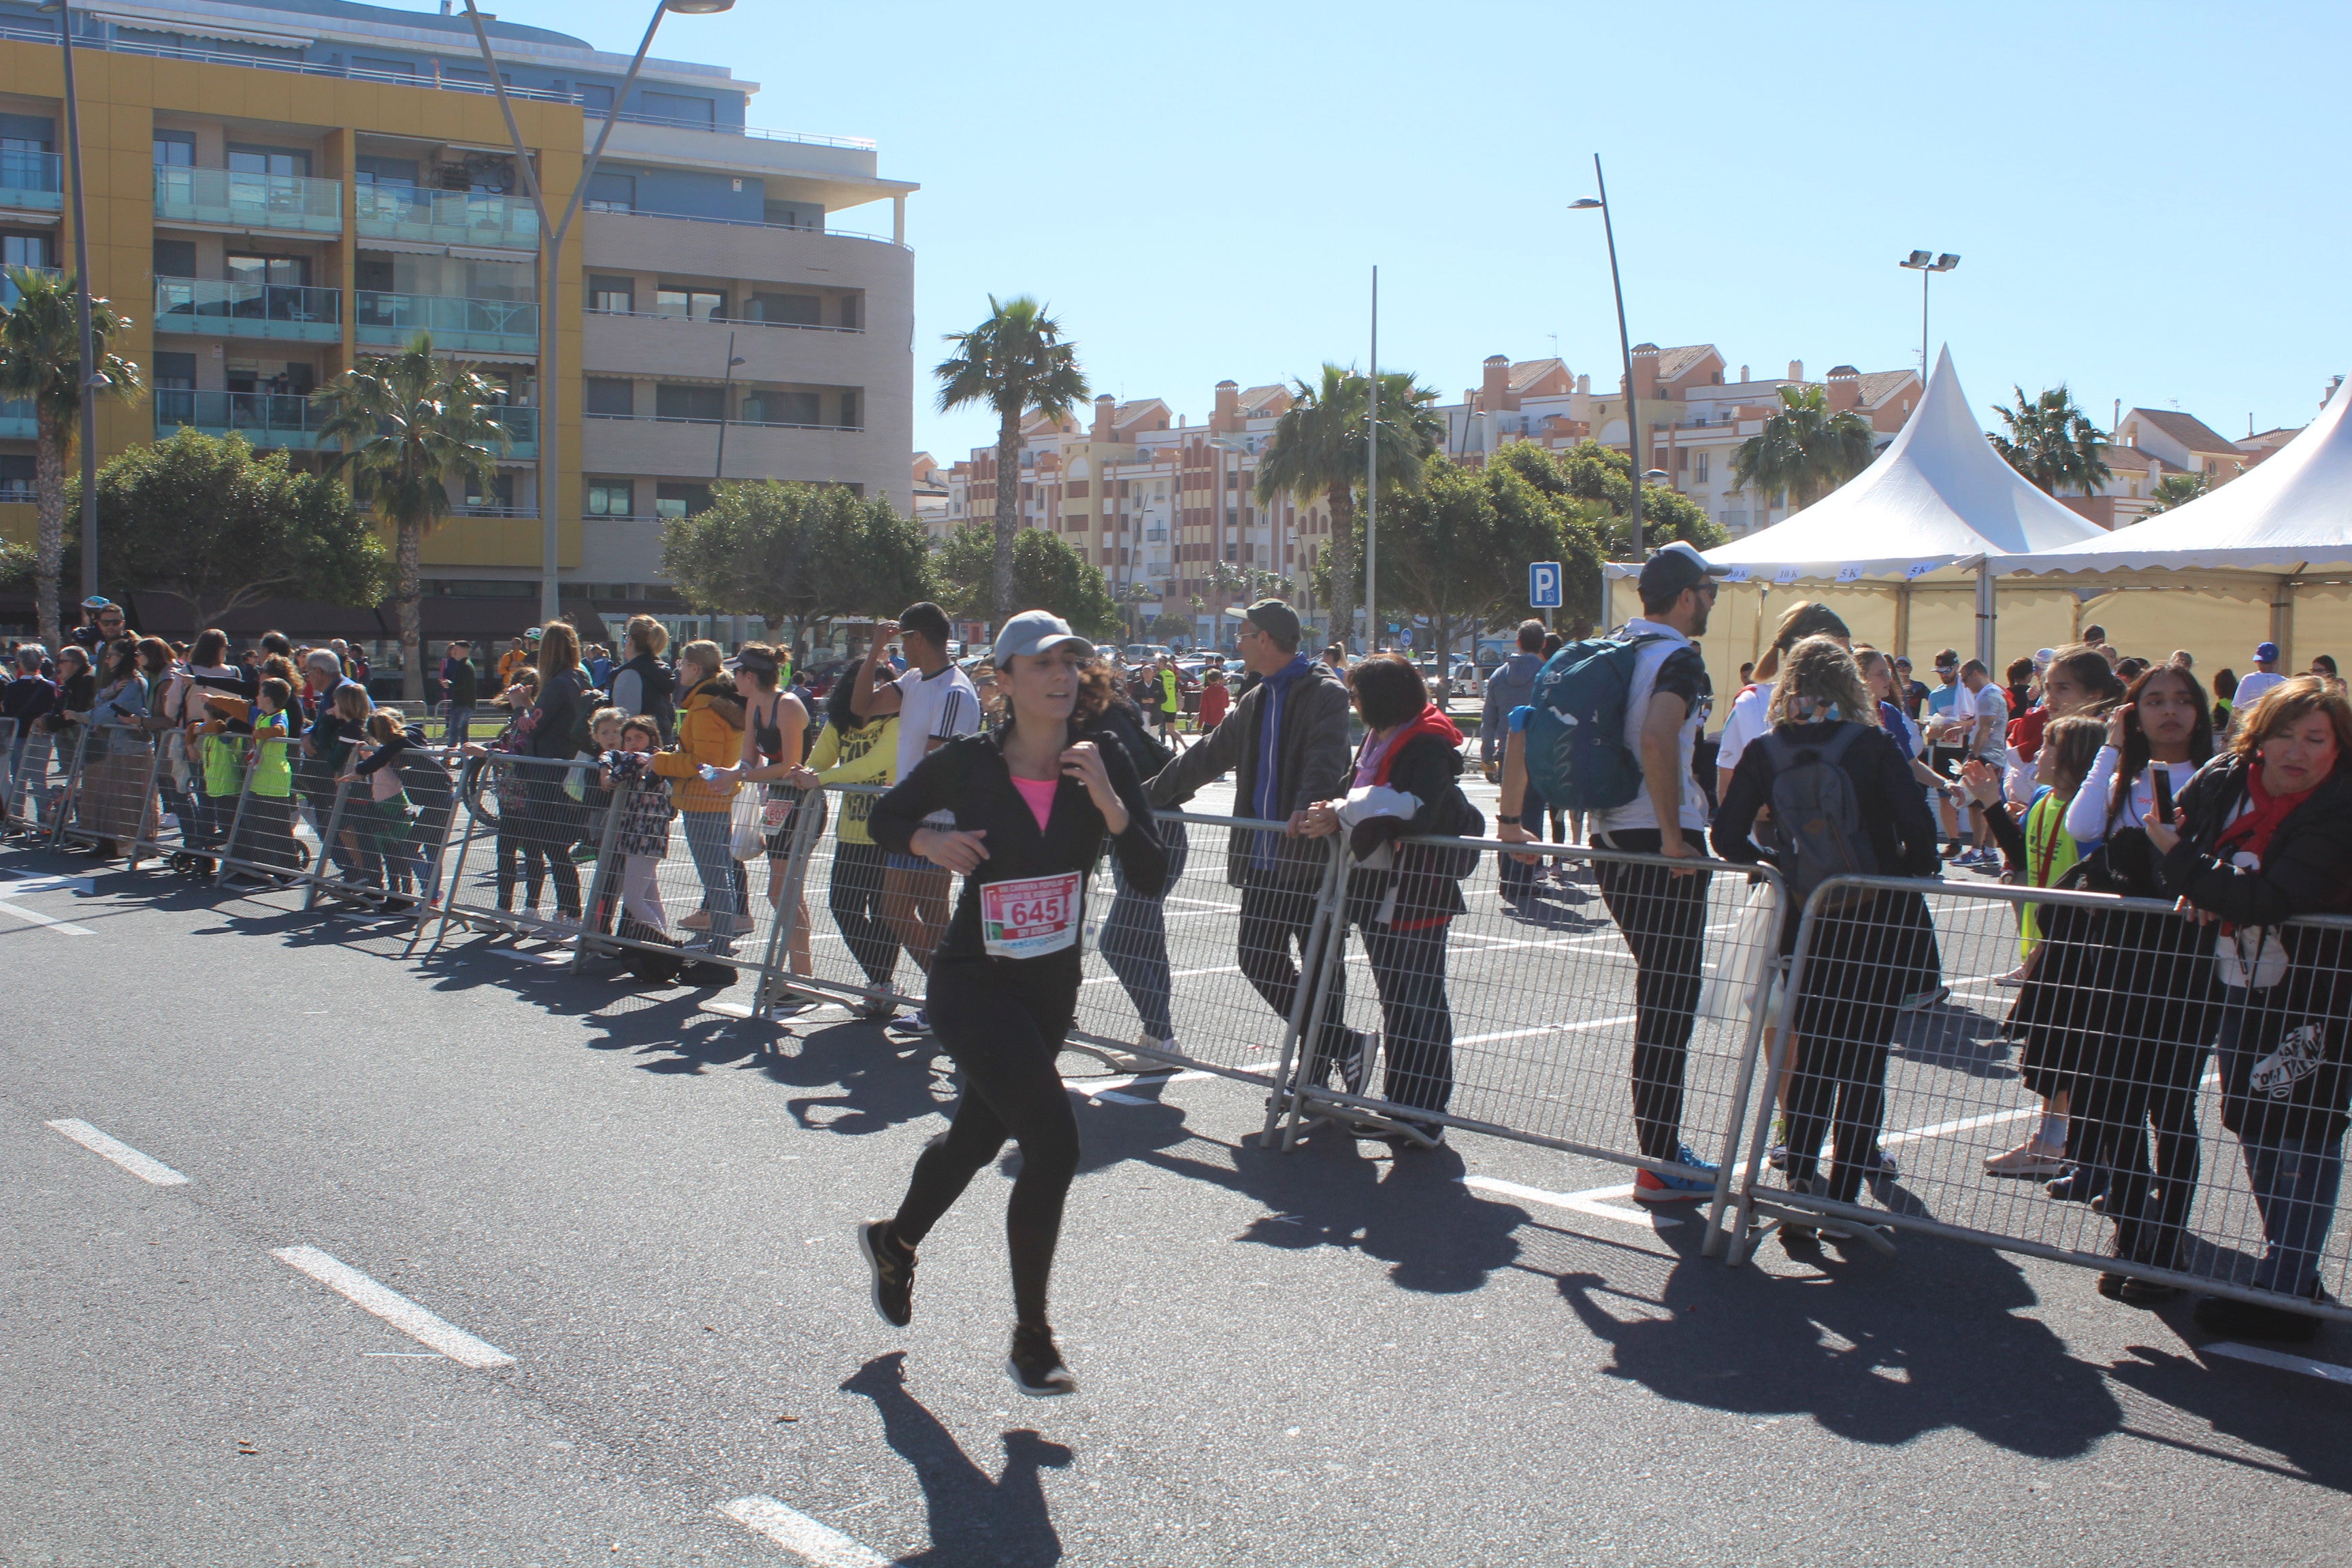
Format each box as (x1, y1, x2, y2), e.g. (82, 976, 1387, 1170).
(1007, 1324, 1077, 1397)
(857, 1220, 916, 1328)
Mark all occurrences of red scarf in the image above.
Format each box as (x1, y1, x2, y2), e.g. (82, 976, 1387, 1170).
(1360, 704, 1463, 786)
(2215, 762, 2321, 867)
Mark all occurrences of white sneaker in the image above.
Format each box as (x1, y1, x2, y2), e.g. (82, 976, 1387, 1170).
(1984, 1139, 2066, 1177)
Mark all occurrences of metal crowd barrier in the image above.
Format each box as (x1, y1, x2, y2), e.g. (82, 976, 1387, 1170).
(1725, 872, 2352, 1324)
(208, 734, 314, 887)
(50, 720, 160, 856)
(303, 741, 464, 916)
(0, 720, 50, 837)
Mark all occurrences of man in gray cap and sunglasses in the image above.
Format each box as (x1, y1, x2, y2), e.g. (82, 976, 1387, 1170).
(1147, 598, 1366, 1090)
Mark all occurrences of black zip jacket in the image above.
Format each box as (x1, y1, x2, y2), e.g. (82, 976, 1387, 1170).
(1344, 732, 1482, 927)
(2161, 752, 2352, 925)
(870, 721, 1169, 968)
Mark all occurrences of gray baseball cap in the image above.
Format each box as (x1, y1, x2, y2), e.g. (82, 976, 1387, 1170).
(993, 609, 1094, 666)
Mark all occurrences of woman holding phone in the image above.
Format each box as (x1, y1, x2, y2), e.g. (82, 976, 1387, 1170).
(858, 610, 1168, 1396)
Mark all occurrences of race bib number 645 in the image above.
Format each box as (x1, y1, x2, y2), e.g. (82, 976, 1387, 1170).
(980, 871, 1083, 960)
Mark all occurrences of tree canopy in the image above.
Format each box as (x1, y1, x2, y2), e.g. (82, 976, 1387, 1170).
(2142, 471, 2208, 516)
(1541, 439, 1726, 559)
(1990, 385, 2112, 496)
(1731, 383, 1876, 511)
(661, 480, 933, 651)
(936, 522, 1121, 639)
(79, 429, 389, 630)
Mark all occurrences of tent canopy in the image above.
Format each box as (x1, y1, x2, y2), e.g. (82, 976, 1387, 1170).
(1606, 346, 2104, 585)
(1994, 380, 2352, 576)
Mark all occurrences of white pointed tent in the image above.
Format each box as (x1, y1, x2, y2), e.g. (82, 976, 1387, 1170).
(1992, 380, 2352, 667)
(1607, 348, 2105, 674)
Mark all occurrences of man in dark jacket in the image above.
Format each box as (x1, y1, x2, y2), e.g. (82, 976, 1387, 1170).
(1482, 621, 1550, 898)
(1147, 599, 1358, 1083)
(440, 640, 480, 745)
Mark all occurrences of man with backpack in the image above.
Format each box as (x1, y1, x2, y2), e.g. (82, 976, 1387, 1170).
(1496, 541, 1727, 1203)
(1480, 621, 1548, 899)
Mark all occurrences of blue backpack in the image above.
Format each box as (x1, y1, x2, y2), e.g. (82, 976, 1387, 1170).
(1522, 632, 1669, 811)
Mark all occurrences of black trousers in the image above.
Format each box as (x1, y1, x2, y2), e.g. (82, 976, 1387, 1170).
(1360, 920, 1454, 1119)
(828, 838, 901, 990)
(890, 958, 1082, 1329)
(1592, 828, 1713, 1163)
(1237, 877, 1350, 1077)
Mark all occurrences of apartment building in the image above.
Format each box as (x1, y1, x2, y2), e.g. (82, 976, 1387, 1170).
(0, 0, 913, 650)
(1442, 346, 1921, 538)
(945, 380, 1343, 647)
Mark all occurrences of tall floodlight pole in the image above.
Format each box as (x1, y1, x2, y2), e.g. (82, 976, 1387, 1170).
(1572, 155, 1640, 562)
(1363, 265, 1377, 655)
(1898, 250, 1960, 377)
(462, 0, 735, 626)
(42, 1, 99, 602)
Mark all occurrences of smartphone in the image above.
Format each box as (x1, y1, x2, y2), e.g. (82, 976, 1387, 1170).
(2151, 768, 2175, 823)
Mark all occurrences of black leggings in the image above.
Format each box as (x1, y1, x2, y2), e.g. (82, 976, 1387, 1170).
(889, 958, 1081, 1329)
(1592, 830, 1712, 1163)
(828, 838, 901, 989)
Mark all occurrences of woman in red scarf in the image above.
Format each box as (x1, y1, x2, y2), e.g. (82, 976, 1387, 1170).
(1296, 654, 1483, 1147)
(2151, 675, 2352, 1342)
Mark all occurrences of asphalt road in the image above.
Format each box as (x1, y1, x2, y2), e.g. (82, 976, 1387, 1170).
(4, 770, 2351, 1567)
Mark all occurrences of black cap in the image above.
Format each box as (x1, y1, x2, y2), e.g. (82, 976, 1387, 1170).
(1637, 540, 1727, 602)
(1244, 598, 1302, 649)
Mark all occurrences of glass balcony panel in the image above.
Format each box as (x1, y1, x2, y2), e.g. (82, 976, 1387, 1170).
(354, 291, 540, 357)
(353, 186, 538, 251)
(0, 395, 34, 441)
(153, 278, 341, 342)
(491, 405, 538, 459)
(0, 148, 62, 212)
(153, 167, 343, 235)
(154, 389, 329, 449)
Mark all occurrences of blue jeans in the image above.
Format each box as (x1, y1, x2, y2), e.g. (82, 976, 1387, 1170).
(1101, 817, 1188, 1040)
(444, 706, 474, 746)
(2219, 1000, 2346, 1298)
(681, 808, 747, 938)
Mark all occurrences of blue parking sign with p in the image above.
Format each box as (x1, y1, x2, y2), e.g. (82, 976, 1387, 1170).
(1529, 561, 1562, 608)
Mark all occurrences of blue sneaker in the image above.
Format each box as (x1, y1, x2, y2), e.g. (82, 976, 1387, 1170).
(885, 1008, 933, 1039)
(1631, 1145, 1720, 1204)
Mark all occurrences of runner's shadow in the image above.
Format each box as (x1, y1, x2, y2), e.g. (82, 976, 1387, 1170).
(1139, 1134, 1522, 1294)
(1557, 1238, 2121, 1456)
(764, 1019, 956, 1136)
(2105, 1339, 2352, 1490)
(840, 1352, 1068, 1567)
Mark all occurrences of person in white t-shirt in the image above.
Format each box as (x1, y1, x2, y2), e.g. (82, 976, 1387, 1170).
(1938, 658, 2012, 867)
(849, 602, 981, 1034)
(2232, 642, 2287, 712)
(1714, 601, 1851, 805)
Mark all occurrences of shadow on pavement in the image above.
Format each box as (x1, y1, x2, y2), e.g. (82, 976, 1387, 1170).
(840, 1352, 1069, 1567)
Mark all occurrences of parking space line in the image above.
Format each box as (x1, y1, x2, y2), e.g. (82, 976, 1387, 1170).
(1456, 1013, 1638, 1047)
(270, 1246, 514, 1369)
(45, 1120, 191, 1186)
(0, 895, 94, 935)
(1463, 1175, 1682, 1228)
(719, 1497, 889, 1567)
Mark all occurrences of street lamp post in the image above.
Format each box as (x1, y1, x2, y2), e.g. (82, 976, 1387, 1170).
(1363, 264, 1377, 655)
(460, 0, 736, 627)
(1897, 250, 1960, 377)
(713, 329, 745, 480)
(39, 1, 99, 604)
(1572, 154, 1643, 561)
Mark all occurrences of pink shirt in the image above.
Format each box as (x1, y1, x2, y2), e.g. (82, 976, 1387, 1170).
(1011, 774, 1057, 833)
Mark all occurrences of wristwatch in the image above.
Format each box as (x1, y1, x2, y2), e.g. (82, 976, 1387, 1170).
(1495, 813, 1520, 826)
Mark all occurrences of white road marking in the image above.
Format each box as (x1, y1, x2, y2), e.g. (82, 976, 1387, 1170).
(1462, 1175, 1682, 1228)
(1455, 1013, 1637, 1047)
(270, 1246, 514, 1369)
(719, 1497, 889, 1567)
(1083, 962, 1242, 987)
(2204, 1341, 2352, 1386)
(45, 1120, 190, 1186)
(2, 872, 95, 893)
(1878, 1107, 2038, 1147)
(0, 895, 93, 935)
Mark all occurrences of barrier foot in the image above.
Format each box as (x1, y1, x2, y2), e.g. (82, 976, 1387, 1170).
(1744, 1197, 1898, 1258)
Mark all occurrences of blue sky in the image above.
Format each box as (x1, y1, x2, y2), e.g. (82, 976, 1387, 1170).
(525, 1, 2349, 465)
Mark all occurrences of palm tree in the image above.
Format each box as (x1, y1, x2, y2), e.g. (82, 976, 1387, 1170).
(935, 296, 1088, 622)
(312, 333, 512, 701)
(1730, 382, 1876, 514)
(0, 266, 142, 650)
(1990, 385, 2112, 495)
(1254, 364, 1442, 644)
(2142, 471, 2208, 516)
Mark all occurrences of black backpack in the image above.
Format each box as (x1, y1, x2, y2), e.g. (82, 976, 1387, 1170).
(1759, 725, 1879, 911)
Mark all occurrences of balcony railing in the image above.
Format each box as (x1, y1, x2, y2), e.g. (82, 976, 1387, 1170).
(0, 20, 576, 103)
(583, 305, 862, 335)
(584, 206, 901, 248)
(154, 167, 343, 235)
(453, 504, 538, 519)
(154, 389, 329, 449)
(354, 186, 539, 251)
(0, 147, 61, 212)
(355, 293, 539, 357)
(154, 278, 341, 342)
(489, 406, 537, 459)
(583, 410, 862, 433)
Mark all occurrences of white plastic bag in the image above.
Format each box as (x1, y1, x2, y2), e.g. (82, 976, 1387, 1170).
(2217, 926, 2289, 991)
(1699, 879, 1782, 1024)
(728, 789, 766, 860)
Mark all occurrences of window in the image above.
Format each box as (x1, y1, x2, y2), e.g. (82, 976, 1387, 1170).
(227, 253, 308, 288)
(152, 239, 195, 278)
(741, 291, 821, 326)
(838, 389, 859, 429)
(152, 130, 195, 167)
(655, 382, 724, 421)
(589, 274, 635, 314)
(655, 287, 725, 322)
(744, 390, 819, 426)
(584, 172, 635, 213)
(585, 378, 634, 416)
(227, 146, 310, 178)
(1224, 543, 1239, 562)
(3, 232, 49, 270)
(152, 351, 197, 389)
(1695, 451, 1710, 482)
(640, 91, 716, 128)
(466, 472, 514, 510)
(763, 200, 818, 229)
(578, 83, 614, 115)
(838, 294, 860, 330)
(354, 156, 418, 188)
(0, 453, 32, 502)
(655, 483, 711, 519)
(350, 56, 416, 77)
(585, 480, 633, 517)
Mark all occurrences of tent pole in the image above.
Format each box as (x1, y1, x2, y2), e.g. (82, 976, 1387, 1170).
(1974, 559, 1995, 670)
(1893, 583, 1912, 665)
(2272, 575, 2296, 671)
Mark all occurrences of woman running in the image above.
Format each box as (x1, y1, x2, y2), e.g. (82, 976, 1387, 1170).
(858, 610, 1168, 1396)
